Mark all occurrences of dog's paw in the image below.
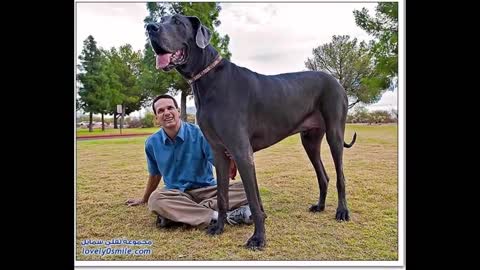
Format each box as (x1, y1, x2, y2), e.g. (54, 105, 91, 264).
(309, 204, 325, 212)
(335, 208, 350, 221)
(206, 223, 224, 235)
(246, 235, 266, 250)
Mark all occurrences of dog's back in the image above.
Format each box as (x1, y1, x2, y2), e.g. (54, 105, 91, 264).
(215, 61, 347, 151)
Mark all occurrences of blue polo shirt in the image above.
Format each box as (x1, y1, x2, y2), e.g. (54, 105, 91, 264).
(145, 121, 216, 192)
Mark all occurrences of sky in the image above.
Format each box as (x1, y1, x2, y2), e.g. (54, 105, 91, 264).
(75, 1, 398, 117)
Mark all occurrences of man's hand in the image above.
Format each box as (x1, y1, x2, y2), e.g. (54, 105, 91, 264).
(229, 159, 237, 180)
(225, 151, 237, 179)
(125, 198, 145, 206)
(225, 151, 233, 159)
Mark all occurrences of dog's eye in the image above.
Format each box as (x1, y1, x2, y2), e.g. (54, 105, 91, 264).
(174, 18, 181, 25)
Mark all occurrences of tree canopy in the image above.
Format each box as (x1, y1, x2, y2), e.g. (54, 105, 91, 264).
(354, 2, 398, 89)
(305, 35, 389, 108)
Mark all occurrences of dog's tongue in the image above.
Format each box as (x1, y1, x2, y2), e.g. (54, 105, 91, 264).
(156, 53, 172, 69)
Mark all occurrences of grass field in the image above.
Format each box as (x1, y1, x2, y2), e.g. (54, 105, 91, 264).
(76, 123, 399, 262)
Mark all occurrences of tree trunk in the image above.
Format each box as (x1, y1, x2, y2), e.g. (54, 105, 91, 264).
(114, 112, 118, 129)
(120, 105, 126, 129)
(89, 112, 93, 132)
(181, 90, 187, 121)
(101, 113, 105, 131)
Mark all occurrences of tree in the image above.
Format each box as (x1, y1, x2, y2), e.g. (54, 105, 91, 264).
(105, 45, 147, 128)
(305, 35, 389, 108)
(354, 2, 398, 89)
(138, 42, 171, 101)
(86, 53, 122, 130)
(77, 35, 105, 132)
(142, 2, 231, 121)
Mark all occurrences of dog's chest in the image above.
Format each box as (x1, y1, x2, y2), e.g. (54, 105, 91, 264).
(192, 86, 212, 131)
(195, 114, 224, 150)
(192, 91, 222, 148)
(191, 84, 217, 121)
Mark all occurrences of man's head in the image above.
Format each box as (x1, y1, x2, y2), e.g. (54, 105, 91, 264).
(152, 94, 181, 130)
(146, 14, 212, 71)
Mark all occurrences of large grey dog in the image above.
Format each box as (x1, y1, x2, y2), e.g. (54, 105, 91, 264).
(147, 14, 356, 250)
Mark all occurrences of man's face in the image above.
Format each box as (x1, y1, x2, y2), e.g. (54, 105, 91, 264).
(154, 98, 180, 129)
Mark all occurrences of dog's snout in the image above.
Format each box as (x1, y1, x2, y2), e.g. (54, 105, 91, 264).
(146, 23, 159, 33)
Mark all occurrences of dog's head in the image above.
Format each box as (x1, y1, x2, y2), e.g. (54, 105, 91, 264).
(146, 14, 212, 71)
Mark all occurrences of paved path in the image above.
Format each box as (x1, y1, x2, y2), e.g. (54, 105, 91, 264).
(76, 133, 152, 141)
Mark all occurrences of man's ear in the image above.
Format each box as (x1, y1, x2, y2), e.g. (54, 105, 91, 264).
(187, 16, 212, 49)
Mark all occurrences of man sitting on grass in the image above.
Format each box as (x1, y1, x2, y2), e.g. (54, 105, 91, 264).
(126, 94, 252, 229)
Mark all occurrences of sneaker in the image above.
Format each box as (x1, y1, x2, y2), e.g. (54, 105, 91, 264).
(226, 205, 253, 225)
(155, 215, 177, 228)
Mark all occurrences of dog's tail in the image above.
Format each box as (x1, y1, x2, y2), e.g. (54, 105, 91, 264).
(344, 132, 357, 148)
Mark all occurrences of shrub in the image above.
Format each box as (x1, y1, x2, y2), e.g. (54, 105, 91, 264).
(128, 117, 142, 128)
(347, 106, 397, 124)
(141, 112, 155, 128)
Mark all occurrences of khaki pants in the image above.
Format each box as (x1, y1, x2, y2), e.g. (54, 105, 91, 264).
(148, 181, 248, 228)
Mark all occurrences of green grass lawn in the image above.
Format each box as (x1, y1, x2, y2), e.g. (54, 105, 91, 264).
(76, 123, 399, 261)
(76, 127, 158, 137)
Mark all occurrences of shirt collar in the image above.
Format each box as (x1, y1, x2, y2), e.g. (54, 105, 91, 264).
(160, 121, 185, 144)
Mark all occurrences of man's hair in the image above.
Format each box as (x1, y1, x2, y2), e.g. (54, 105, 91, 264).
(152, 94, 179, 115)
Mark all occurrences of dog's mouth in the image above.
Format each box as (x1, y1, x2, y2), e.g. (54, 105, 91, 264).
(151, 41, 187, 71)
(156, 49, 186, 71)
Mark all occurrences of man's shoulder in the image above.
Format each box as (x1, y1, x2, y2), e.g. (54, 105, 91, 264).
(183, 122, 203, 134)
(145, 130, 163, 146)
(182, 122, 207, 144)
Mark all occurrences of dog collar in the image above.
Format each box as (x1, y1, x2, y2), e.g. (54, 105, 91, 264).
(187, 54, 223, 85)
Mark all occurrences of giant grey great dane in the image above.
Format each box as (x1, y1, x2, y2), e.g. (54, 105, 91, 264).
(146, 14, 356, 250)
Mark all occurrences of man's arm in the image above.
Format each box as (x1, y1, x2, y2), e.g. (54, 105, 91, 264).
(128, 140, 162, 206)
(125, 174, 162, 206)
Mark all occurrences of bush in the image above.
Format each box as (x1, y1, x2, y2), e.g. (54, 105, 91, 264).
(186, 114, 196, 124)
(127, 117, 142, 128)
(77, 114, 114, 124)
(141, 112, 155, 128)
(347, 106, 397, 124)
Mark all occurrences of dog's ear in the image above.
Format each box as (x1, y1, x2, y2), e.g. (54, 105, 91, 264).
(187, 16, 211, 49)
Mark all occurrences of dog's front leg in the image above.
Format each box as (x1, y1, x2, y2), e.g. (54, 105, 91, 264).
(206, 150, 231, 235)
(231, 146, 267, 250)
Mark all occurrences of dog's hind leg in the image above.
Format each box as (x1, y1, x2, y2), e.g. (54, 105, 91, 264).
(301, 128, 330, 212)
(325, 121, 350, 221)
